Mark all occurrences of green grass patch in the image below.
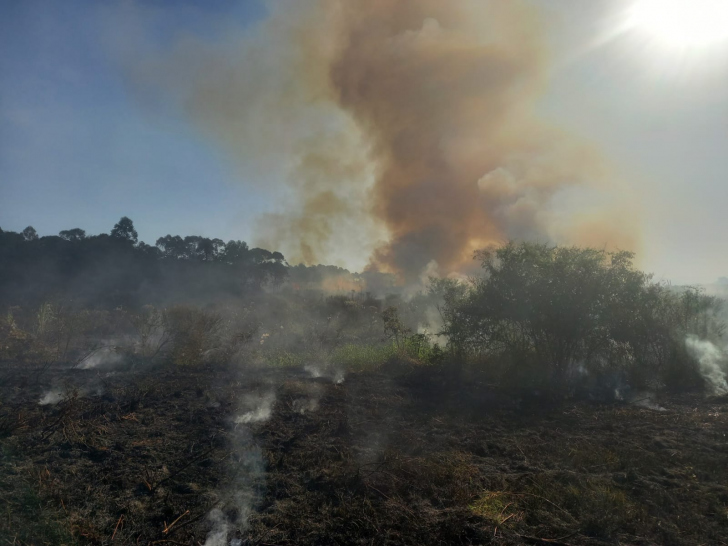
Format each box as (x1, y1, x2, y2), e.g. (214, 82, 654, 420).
(262, 338, 444, 373)
(470, 490, 519, 526)
(264, 349, 308, 368)
(332, 343, 397, 372)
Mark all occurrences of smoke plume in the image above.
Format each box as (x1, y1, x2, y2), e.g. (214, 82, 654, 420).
(685, 335, 728, 395)
(204, 390, 274, 545)
(38, 388, 64, 406)
(128, 0, 639, 282)
(234, 391, 276, 424)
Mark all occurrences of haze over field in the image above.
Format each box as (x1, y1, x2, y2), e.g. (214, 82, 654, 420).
(2, 0, 728, 283)
(3, 3, 728, 544)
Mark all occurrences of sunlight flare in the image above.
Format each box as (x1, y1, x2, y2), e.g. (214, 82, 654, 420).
(627, 0, 728, 49)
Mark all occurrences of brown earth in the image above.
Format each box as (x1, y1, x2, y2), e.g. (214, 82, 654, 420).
(1, 363, 727, 545)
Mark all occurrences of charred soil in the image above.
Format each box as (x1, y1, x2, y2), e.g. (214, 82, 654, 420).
(1, 363, 727, 545)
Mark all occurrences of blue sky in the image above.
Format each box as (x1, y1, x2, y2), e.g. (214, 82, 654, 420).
(0, 0, 268, 244)
(1, 0, 727, 283)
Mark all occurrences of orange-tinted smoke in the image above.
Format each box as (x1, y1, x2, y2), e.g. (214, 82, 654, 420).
(324, 0, 638, 281)
(127, 0, 640, 283)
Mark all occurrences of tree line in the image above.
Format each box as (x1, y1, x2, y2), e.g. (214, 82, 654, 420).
(0, 217, 287, 309)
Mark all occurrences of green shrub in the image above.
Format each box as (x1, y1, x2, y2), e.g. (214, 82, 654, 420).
(437, 242, 725, 395)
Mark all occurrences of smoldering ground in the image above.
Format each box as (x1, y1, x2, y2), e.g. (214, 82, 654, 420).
(5, 359, 728, 545)
(124, 0, 640, 283)
(3, 249, 728, 544)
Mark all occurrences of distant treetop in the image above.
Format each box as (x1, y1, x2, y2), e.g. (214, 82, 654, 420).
(59, 228, 86, 241)
(110, 216, 138, 244)
(21, 226, 38, 241)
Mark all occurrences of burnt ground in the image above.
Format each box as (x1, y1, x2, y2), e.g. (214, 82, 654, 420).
(1, 363, 727, 545)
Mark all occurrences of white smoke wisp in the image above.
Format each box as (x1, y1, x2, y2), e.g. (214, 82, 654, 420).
(685, 334, 728, 395)
(77, 346, 125, 370)
(39, 384, 105, 405)
(205, 393, 271, 545)
(418, 304, 448, 347)
(629, 391, 666, 412)
(292, 383, 324, 414)
(38, 382, 105, 406)
(402, 259, 441, 300)
(303, 364, 323, 379)
(203, 508, 229, 546)
(304, 363, 345, 384)
(292, 398, 319, 414)
(202, 453, 263, 546)
(38, 388, 64, 406)
(234, 391, 276, 425)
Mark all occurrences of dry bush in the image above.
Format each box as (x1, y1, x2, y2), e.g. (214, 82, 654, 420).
(125, 305, 171, 363)
(1, 303, 108, 369)
(33, 303, 85, 364)
(164, 305, 223, 367)
(211, 305, 260, 365)
(0, 307, 32, 362)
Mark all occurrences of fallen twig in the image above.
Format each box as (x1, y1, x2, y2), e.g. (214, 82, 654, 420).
(160, 512, 205, 538)
(111, 515, 124, 540)
(163, 510, 190, 534)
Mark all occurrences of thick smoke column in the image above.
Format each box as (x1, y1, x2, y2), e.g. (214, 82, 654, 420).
(129, 0, 639, 281)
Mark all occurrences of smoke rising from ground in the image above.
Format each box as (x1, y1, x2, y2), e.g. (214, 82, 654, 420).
(128, 0, 639, 282)
(38, 388, 64, 406)
(304, 363, 344, 385)
(234, 391, 276, 425)
(204, 389, 275, 545)
(203, 427, 265, 546)
(77, 345, 125, 370)
(292, 383, 323, 415)
(685, 335, 728, 395)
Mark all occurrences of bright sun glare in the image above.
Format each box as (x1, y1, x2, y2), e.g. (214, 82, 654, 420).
(628, 0, 728, 49)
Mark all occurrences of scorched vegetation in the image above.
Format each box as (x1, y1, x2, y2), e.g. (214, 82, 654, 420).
(1, 223, 727, 545)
